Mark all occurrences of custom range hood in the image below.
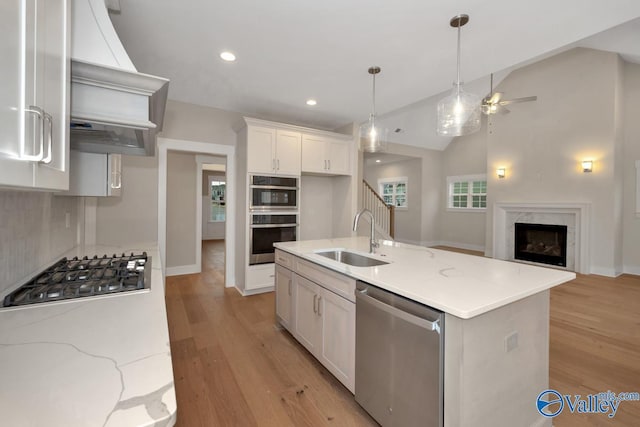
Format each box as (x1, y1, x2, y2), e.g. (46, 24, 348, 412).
(70, 0, 169, 156)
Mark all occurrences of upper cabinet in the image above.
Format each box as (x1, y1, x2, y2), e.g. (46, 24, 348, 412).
(0, 0, 70, 190)
(247, 126, 301, 176)
(63, 151, 122, 197)
(301, 134, 351, 176)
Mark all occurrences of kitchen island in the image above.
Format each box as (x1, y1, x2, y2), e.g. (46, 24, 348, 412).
(274, 237, 576, 427)
(0, 244, 176, 427)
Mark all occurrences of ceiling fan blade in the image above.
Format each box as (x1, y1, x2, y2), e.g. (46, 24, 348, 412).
(499, 96, 537, 106)
(488, 92, 503, 104)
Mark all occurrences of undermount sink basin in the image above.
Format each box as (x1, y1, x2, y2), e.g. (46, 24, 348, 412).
(315, 250, 389, 267)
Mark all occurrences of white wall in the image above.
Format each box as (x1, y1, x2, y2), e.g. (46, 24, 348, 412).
(0, 191, 79, 294)
(623, 62, 640, 273)
(485, 48, 623, 276)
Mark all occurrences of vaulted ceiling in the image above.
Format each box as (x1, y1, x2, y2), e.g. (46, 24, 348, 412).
(109, 1, 640, 150)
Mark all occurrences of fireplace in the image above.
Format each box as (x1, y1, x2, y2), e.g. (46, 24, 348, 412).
(514, 223, 568, 267)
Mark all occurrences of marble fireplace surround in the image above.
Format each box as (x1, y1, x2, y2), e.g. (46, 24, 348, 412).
(493, 202, 591, 274)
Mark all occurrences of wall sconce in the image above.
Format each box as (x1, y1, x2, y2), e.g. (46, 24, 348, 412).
(496, 168, 506, 179)
(582, 160, 593, 173)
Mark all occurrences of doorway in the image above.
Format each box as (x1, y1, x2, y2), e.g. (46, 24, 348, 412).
(158, 138, 236, 288)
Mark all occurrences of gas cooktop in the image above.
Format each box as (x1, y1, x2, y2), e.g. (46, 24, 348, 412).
(3, 252, 151, 308)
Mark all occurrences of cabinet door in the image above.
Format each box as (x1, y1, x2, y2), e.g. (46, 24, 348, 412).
(274, 130, 301, 175)
(319, 288, 356, 392)
(247, 126, 276, 174)
(34, 0, 69, 190)
(275, 265, 294, 330)
(293, 275, 321, 355)
(301, 134, 326, 173)
(0, 0, 36, 187)
(327, 138, 351, 176)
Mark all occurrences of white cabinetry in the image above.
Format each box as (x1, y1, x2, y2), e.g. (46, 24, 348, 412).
(247, 126, 301, 176)
(64, 151, 121, 197)
(0, 0, 69, 190)
(275, 249, 355, 392)
(301, 134, 351, 175)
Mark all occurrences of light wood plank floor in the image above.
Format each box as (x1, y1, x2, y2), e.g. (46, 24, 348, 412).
(166, 242, 640, 426)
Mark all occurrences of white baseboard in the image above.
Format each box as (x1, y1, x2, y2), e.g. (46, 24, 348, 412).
(589, 266, 620, 278)
(165, 264, 200, 277)
(623, 265, 640, 276)
(238, 285, 274, 296)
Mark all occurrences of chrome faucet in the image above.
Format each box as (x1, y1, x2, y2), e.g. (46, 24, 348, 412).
(353, 208, 379, 253)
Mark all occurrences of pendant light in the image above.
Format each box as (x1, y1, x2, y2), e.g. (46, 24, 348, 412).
(436, 14, 481, 136)
(360, 66, 388, 152)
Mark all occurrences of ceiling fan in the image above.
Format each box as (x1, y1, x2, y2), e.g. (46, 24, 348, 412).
(481, 74, 537, 115)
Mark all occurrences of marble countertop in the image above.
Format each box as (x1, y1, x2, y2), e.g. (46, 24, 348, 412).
(275, 237, 576, 319)
(0, 243, 176, 427)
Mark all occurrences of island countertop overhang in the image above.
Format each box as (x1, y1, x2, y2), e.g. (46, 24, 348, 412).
(274, 237, 576, 319)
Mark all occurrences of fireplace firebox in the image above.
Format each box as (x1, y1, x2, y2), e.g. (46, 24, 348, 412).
(514, 223, 568, 267)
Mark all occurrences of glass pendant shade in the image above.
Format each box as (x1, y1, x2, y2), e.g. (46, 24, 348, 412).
(436, 14, 481, 137)
(360, 113, 388, 152)
(360, 66, 388, 153)
(436, 83, 481, 136)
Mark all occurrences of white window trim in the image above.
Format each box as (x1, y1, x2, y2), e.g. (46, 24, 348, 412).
(636, 160, 640, 217)
(446, 173, 487, 213)
(378, 176, 408, 211)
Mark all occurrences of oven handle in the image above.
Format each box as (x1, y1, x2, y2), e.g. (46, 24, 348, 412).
(250, 223, 298, 228)
(250, 185, 298, 190)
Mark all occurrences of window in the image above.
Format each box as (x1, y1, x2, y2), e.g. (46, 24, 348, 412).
(210, 178, 226, 222)
(447, 174, 487, 211)
(378, 177, 408, 209)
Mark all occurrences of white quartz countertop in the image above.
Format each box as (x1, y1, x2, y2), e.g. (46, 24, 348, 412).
(0, 243, 176, 427)
(275, 237, 576, 319)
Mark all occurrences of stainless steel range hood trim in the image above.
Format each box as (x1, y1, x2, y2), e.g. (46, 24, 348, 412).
(70, 60, 169, 156)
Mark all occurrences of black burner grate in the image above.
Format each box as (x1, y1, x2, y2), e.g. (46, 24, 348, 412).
(3, 253, 149, 307)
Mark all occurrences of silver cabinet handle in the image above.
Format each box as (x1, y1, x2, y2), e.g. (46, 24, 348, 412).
(110, 156, 122, 189)
(317, 296, 322, 317)
(41, 113, 53, 164)
(356, 289, 441, 334)
(313, 294, 317, 314)
(272, 159, 276, 171)
(288, 279, 292, 296)
(23, 106, 44, 161)
(277, 159, 280, 170)
(324, 160, 327, 170)
(328, 159, 331, 170)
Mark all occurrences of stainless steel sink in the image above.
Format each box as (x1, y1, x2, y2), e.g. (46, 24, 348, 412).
(315, 250, 389, 267)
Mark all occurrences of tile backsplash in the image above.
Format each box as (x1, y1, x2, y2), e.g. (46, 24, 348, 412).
(0, 191, 79, 295)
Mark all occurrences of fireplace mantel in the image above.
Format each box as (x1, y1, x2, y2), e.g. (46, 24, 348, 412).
(493, 202, 591, 274)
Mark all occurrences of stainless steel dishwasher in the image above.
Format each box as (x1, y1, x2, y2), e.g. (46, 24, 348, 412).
(355, 281, 444, 427)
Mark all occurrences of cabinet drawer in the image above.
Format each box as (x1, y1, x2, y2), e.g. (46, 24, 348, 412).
(246, 264, 275, 290)
(274, 249, 294, 269)
(295, 258, 356, 302)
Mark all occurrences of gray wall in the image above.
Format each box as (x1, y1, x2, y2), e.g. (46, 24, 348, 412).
(623, 62, 640, 273)
(440, 118, 489, 251)
(0, 192, 79, 294)
(484, 48, 624, 275)
(364, 158, 422, 245)
(166, 151, 197, 268)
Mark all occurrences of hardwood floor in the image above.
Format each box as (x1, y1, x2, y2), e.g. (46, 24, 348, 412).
(166, 242, 640, 426)
(165, 240, 377, 426)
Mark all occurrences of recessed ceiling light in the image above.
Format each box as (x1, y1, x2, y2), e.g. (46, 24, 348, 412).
(375, 159, 381, 163)
(220, 51, 236, 62)
(306, 99, 317, 106)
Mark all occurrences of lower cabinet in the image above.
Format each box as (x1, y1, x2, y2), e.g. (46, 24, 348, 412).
(275, 250, 355, 393)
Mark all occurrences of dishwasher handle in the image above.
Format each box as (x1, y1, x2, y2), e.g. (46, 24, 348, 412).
(356, 288, 441, 334)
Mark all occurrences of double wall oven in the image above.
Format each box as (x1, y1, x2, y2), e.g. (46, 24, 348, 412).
(249, 175, 298, 265)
